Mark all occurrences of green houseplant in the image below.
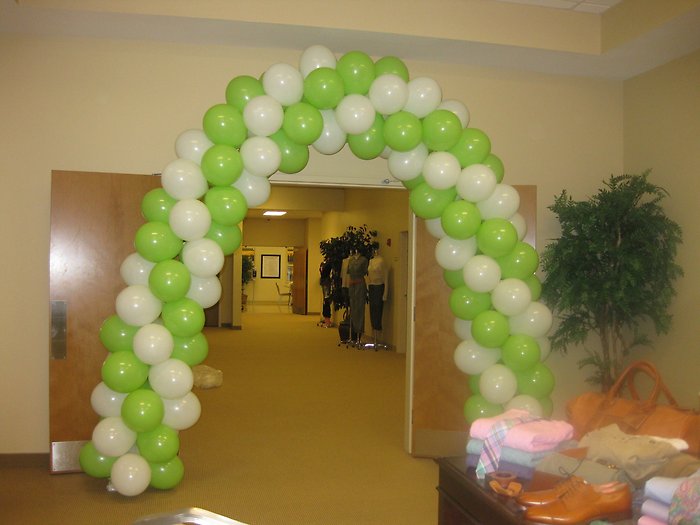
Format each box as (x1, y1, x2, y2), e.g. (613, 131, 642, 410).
(241, 254, 255, 308)
(540, 171, 683, 390)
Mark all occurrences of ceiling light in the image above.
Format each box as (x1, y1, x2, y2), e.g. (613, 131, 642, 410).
(263, 210, 287, 216)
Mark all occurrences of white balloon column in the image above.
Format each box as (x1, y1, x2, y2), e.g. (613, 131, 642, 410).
(80, 44, 554, 496)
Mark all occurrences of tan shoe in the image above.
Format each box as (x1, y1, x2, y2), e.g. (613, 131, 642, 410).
(517, 476, 585, 506)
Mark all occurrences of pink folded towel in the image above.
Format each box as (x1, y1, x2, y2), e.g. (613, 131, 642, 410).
(637, 515, 667, 525)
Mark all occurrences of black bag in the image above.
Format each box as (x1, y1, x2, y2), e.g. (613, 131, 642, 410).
(338, 317, 351, 344)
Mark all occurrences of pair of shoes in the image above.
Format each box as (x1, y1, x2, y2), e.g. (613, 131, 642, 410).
(517, 476, 585, 507)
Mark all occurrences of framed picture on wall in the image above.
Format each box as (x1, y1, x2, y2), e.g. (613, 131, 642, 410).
(260, 254, 281, 279)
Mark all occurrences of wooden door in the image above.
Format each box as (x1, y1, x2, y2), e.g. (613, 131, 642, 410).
(49, 170, 160, 472)
(291, 247, 307, 315)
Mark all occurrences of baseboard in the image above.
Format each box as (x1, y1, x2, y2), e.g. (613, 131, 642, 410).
(0, 453, 49, 468)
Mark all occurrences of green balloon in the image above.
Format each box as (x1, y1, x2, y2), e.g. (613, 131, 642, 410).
(141, 188, 176, 223)
(202, 103, 247, 147)
(171, 332, 209, 366)
(200, 144, 243, 187)
(440, 200, 482, 240)
(383, 111, 422, 152)
(121, 389, 164, 433)
(101, 350, 150, 393)
(149, 456, 185, 490)
(336, 50, 375, 95)
(303, 67, 345, 109)
(79, 441, 117, 478)
(374, 55, 409, 82)
(464, 394, 503, 424)
(137, 423, 180, 463)
(205, 221, 242, 256)
(471, 310, 510, 348)
(483, 153, 505, 183)
(476, 218, 518, 258)
(148, 259, 191, 303)
(282, 102, 323, 146)
(204, 186, 247, 227)
(497, 241, 539, 280)
(517, 362, 555, 398)
(225, 75, 264, 112)
(401, 173, 425, 190)
(448, 128, 491, 168)
(348, 113, 386, 160)
(524, 274, 542, 301)
(270, 128, 310, 174)
(162, 298, 205, 338)
(134, 222, 183, 263)
(449, 285, 491, 320)
(422, 109, 462, 152)
(99, 315, 138, 353)
(443, 268, 466, 289)
(409, 182, 456, 219)
(502, 334, 541, 372)
(468, 374, 481, 396)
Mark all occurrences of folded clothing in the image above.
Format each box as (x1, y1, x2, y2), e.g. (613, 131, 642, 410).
(645, 477, 686, 505)
(466, 453, 535, 480)
(640, 498, 670, 522)
(467, 438, 551, 468)
(668, 475, 700, 524)
(637, 516, 667, 525)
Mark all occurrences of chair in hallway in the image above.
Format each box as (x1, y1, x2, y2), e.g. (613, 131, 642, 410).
(275, 282, 292, 307)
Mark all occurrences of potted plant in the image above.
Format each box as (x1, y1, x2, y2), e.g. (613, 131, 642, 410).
(241, 254, 255, 309)
(540, 171, 683, 390)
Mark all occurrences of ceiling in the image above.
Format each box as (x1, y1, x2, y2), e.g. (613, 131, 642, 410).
(489, 0, 622, 14)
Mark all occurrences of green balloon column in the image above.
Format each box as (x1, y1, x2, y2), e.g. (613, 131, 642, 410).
(81, 44, 554, 496)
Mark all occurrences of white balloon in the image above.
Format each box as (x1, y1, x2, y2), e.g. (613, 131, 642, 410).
(161, 158, 208, 200)
(509, 212, 527, 241)
(509, 301, 553, 338)
(537, 336, 551, 361)
(435, 236, 478, 271)
(335, 94, 376, 135)
(422, 151, 461, 190)
(454, 339, 501, 375)
(120, 252, 155, 286)
(312, 109, 347, 155)
(463, 255, 502, 293)
(491, 278, 532, 317)
(438, 99, 470, 128)
(233, 169, 271, 208)
(453, 318, 473, 340)
(243, 95, 284, 137)
(380, 145, 392, 159)
(505, 394, 543, 417)
(187, 275, 222, 309)
(456, 164, 497, 203)
(299, 44, 337, 77)
(175, 129, 213, 165)
(182, 238, 224, 278)
(479, 363, 518, 405)
(240, 136, 281, 177)
(262, 63, 303, 106)
(133, 323, 174, 365)
(168, 198, 212, 241)
(92, 416, 136, 457)
(162, 391, 201, 430)
(110, 453, 151, 497)
(368, 74, 408, 115)
(90, 382, 127, 418)
(115, 285, 162, 326)
(403, 77, 442, 118)
(387, 143, 428, 181)
(149, 358, 194, 399)
(477, 184, 521, 220)
(424, 217, 447, 239)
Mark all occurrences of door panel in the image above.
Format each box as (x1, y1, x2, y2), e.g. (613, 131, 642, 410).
(291, 247, 307, 315)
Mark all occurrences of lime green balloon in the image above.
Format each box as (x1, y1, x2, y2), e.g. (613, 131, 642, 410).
(204, 186, 247, 227)
(443, 268, 466, 289)
(336, 50, 375, 95)
(101, 350, 149, 393)
(121, 388, 164, 433)
(375, 55, 409, 82)
(141, 188, 176, 223)
(149, 456, 185, 490)
(468, 374, 481, 396)
(148, 259, 191, 303)
(205, 221, 242, 256)
(483, 153, 505, 183)
(477, 218, 518, 258)
(137, 424, 180, 463)
(200, 144, 243, 187)
(422, 109, 462, 152)
(409, 182, 456, 219)
(348, 113, 386, 160)
(464, 394, 503, 424)
(79, 441, 117, 478)
(225, 75, 265, 112)
(502, 334, 541, 372)
(134, 222, 183, 263)
(471, 310, 510, 348)
(401, 173, 425, 190)
(270, 128, 310, 174)
(383, 111, 422, 152)
(282, 102, 323, 146)
(303, 67, 345, 109)
(524, 274, 542, 301)
(516, 362, 555, 398)
(171, 332, 209, 366)
(449, 285, 491, 320)
(448, 128, 491, 168)
(202, 103, 247, 147)
(440, 200, 482, 240)
(100, 315, 138, 353)
(497, 241, 539, 280)
(162, 298, 205, 338)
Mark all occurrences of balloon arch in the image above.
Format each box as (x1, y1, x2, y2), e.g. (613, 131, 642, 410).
(79, 45, 555, 496)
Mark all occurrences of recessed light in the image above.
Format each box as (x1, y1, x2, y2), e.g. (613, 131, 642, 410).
(263, 210, 287, 216)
